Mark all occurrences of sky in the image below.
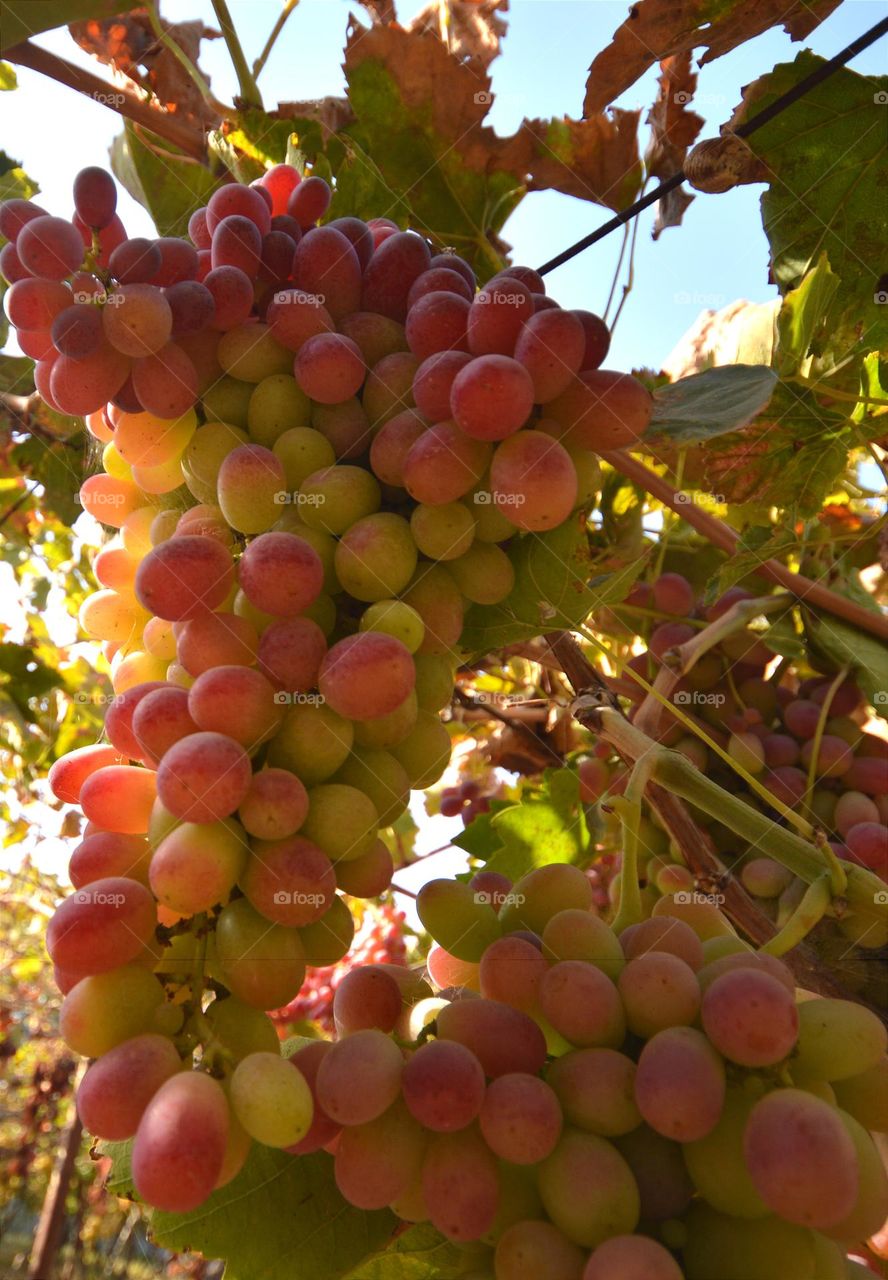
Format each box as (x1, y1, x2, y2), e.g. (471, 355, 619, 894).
(2, 1, 885, 905)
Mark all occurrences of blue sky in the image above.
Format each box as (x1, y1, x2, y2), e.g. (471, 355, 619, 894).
(5, 0, 885, 371)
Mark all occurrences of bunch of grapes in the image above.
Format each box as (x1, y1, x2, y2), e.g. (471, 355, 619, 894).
(2, 162, 662, 1221)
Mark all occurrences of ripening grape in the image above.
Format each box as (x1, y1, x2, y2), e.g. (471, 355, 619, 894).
(181, 421, 249, 502)
(479, 935, 547, 1010)
(298, 464, 381, 534)
(60, 966, 164, 1057)
(403, 421, 492, 505)
(467, 277, 535, 356)
(421, 1126, 500, 1241)
(47, 876, 157, 975)
(299, 782, 379, 862)
(824, 1108, 888, 1244)
(500, 864, 594, 936)
(546, 1048, 641, 1137)
(69, 831, 151, 889)
(240, 834, 335, 926)
(285, 1041, 341, 1154)
(547, 370, 652, 450)
(230, 1051, 314, 1148)
(267, 700, 354, 783)
(206, 184, 271, 236)
(617, 952, 701, 1038)
(700, 968, 798, 1066)
(316, 1028, 404, 1126)
(149, 818, 247, 915)
(298, 893, 355, 966)
(334, 512, 418, 601)
(318, 632, 415, 721)
(417, 879, 502, 962)
(401, 564, 465, 655)
(131, 687, 199, 764)
(333, 964, 403, 1035)
(634, 1027, 726, 1141)
(257, 618, 327, 693)
(832, 1059, 888, 1131)
(682, 1088, 768, 1218)
(51, 342, 132, 416)
(294, 332, 365, 403)
(212, 214, 262, 276)
(217, 443, 287, 534)
(218, 323, 292, 382)
(479, 1073, 562, 1164)
(539, 961, 625, 1048)
(681, 1203, 815, 1280)
(333, 837, 394, 898)
(17, 214, 84, 278)
(237, 768, 308, 841)
(583, 1235, 682, 1280)
(435, 997, 547, 1078)
(489, 430, 578, 531)
(135, 535, 234, 621)
(204, 997, 280, 1061)
(513, 309, 586, 403)
(361, 231, 431, 321)
(742, 1088, 858, 1228)
(132, 1071, 229, 1212)
(402, 1039, 486, 1131)
(215, 897, 306, 1009)
(449, 354, 534, 440)
(614, 1125, 693, 1222)
(51, 303, 103, 358)
(177, 611, 260, 675)
(389, 709, 451, 787)
(541, 911, 626, 979)
(48, 743, 127, 804)
(335, 1099, 427, 1210)
(334, 748, 410, 827)
(413, 350, 472, 422)
(155, 731, 251, 823)
(537, 1129, 640, 1248)
(792, 998, 887, 1081)
(76, 1033, 181, 1140)
(448, 542, 515, 604)
(494, 1219, 586, 1280)
(359, 600, 425, 654)
(620, 916, 705, 969)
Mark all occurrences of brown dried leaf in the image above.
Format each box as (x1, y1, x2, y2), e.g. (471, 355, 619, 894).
(498, 112, 643, 208)
(359, 0, 398, 22)
(645, 53, 703, 236)
(584, 0, 841, 116)
(70, 12, 220, 126)
(274, 97, 355, 142)
(409, 0, 509, 74)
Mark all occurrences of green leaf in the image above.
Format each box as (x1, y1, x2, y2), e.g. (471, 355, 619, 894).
(648, 365, 778, 443)
(102, 1140, 396, 1280)
(0, 161, 37, 202)
(11, 432, 84, 526)
(111, 121, 221, 238)
(714, 525, 799, 596)
(345, 1224, 466, 1279)
(774, 252, 840, 376)
(460, 523, 643, 657)
(0, 61, 16, 89)
(450, 799, 513, 861)
(739, 52, 888, 359)
(484, 769, 585, 881)
(805, 614, 888, 723)
(0, 353, 33, 394)
(0, 2, 144, 51)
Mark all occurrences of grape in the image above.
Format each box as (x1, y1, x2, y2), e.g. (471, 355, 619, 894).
(297, 892, 355, 965)
(215, 897, 306, 1009)
(410, 352, 470, 427)
(405, 290, 470, 360)
(50, 303, 102, 358)
(426, 946, 480, 992)
(742, 1088, 858, 1228)
(417, 879, 502, 963)
(570, 309, 609, 370)
(799, 733, 853, 777)
(150, 818, 247, 915)
(246, 377, 310, 451)
(6, 277, 72, 330)
(101, 283, 172, 356)
(271, 428, 335, 493)
(204, 264, 254, 330)
(299, 464, 381, 534)
(290, 226, 360, 319)
(156, 731, 252, 823)
(79, 766, 158, 834)
(299, 782, 379, 862)
(76, 1033, 180, 1140)
(334, 512, 418, 601)
(293, 332, 365, 402)
(48, 743, 127, 804)
(547, 1047, 640, 1137)
(436, 997, 547, 1078)
(845, 754, 888, 795)
(135, 535, 235, 623)
(412, 652, 455, 712)
(467, 277, 535, 355)
(361, 231, 431, 321)
(403, 421, 492, 504)
(177, 611, 260, 675)
(132, 686, 199, 764)
(114, 408, 196, 469)
(237, 768, 308, 841)
(421, 1126, 500, 1241)
(649, 572, 694, 617)
(319, 632, 415, 721)
(541, 910, 625, 979)
(334, 748, 410, 827)
(217, 323, 292, 382)
(182, 421, 249, 501)
(489, 430, 578, 531)
(257, 618, 328, 695)
(389, 708, 451, 786)
(309, 397, 371, 459)
(634, 1027, 726, 1141)
(616, 952, 701, 1039)
(241, 834, 335, 926)
(621, 916, 705, 969)
(500, 865, 594, 936)
(333, 837, 394, 897)
(547, 371, 652, 450)
(512, 309, 585, 402)
(479, 935, 547, 1010)
(832, 1059, 888, 1131)
(845, 821, 888, 875)
(539, 961, 625, 1048)
(206, 184, 271, 236)
(537, 1130, 640, 1248)
(211, 214, 262, 276)
(696, 949, 794, 996)
(267, 700, 354, 783)
(448, 543, 515, 604)
(681, 1203, 814, 1280)
(0, 197, 48, 241)
(267, 286, 334, 351)
(238, 530, 324, 617)
(316, 1028, 403, 1125)
(427, 252, 474, 290)
(365, 410, 423, 488)
(479, 1072, 562, 1164)
(614, 1125, 693, 1221)
(204, 997, 279, 1060)
(792, 997, 887, 1081)
(51, 341, 132, 415)
(17, 215, 84, 279)
(60, 966, 164, 1057)
(495, 1219, 586, 1280)
(402, 1039, 486, 1131)
(407, 267, 473, 307)
(333, 964, 403, 1035)
(69, 831, 151, 888)
(824, 1109, 888, 1243)
(359, 600, 425, 654)
(285, 175, 331, 229)
(834, 790, 880, 836)
(285, 1041, 341, 1153)
(335, 1098, 427, 1210)
(132, 1071, 229, 1212)
(683, 1088, 768, 1218)
(587, 1236, 683, 1280)
(363, 351, 419, 427)
(217, 443, 287, 534)
(333, 316, 401, 372)
(700, 968, 798, 1066)
(739, 857, 794, 898)
(401, 564, 465, 654)
(229, 1050, 313, 1149)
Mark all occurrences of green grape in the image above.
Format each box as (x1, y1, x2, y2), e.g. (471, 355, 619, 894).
(334, 1098, 427, 1210)
(832, 1059, 888, 1131)
(298, 893, 355, 966)
(682, 1088, 768, 1217)
(413, 653, 456, 711)
(230, 1051, 313, 1147)
(249, 375, 312, 447)
(416, 878, 502, 962)
(499, 864, 594, 935)
(217, 443, 286, 534)
(205, 996, 280, 1060)
(181, 421, 249, 503)
(333, 512, 418, 601)
(401, 564, 464, 655)
(217, 323, 292, 382)
(267, 702, 354, 783)
(298, 465, 380, 534)
(359, 600, 425, 653)
(680, 1203, 815, 1280)
(202, 375, 253, 427)
(410, 502, 476, 561)
(215, 897, 306, 1010)
(793, 998, 887, 1081)
(334, 748, 410, 827)
(447, 543, 515, 605)
(493, 1219, 586, 1280)
(60, 966, 165, 1057)
(354, 690, 418, 749)
(390, 710, 451, 787)
(537, 1129, 640, 1248)
(272, 425, 335, 488)
(300, 783, 379, 862)
(822, 1109, 888, 1244)
(546, 1048, 641, 1137)
(540, 909, 625, 979)
(465, 484, 515, 542)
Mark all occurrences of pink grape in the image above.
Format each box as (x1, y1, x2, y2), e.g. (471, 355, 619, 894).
(286, 176, 332, 229)
(328, 217, 374, 270)
(316, 1028, 404, 1125)
(361, 231, 431, 321)
(421, 1126, 499, 1241)
(238, 768, 309, 840)
(188, 207, 210, 247)
(435, 997, 547, 1078)
(132, 686, 200, 764)
(238, 531, 323, 617)
(583, 1235, 682, 1280)
(513, 308, 586, 401)
(50, 342, 131, 415)
(135, 535, 235, 621)
(700, 968, 799, 1066)
(240, 834, 335, 926)
(51, 303, 103, 358)
(651, 572, 695, 616)
(539, 960, 625, 1048)
(205, 265, 254, 330)
(47, 876, 157, 975)
(206, 183, 271, 236)
(0, 197, 47, 241)
(402, 1039, 485, 1131)
(368, 408, 427, 487)
(212, 214, 262, 276)
(48, 743, 127, 804)
(293, 226, 362, 319)
(187, 665, 283, 747)
(845, 756, 888, 795)
(429, 251, 475, 290)
(260, 164, 301, 216)
(156, 731, 252, 822)
(412, 350, 472, 422)
(286, 1041, 341, 1154)
(17, 215, 84, 279)
(450, 354, 534, 440)
(403, 421, 492, 504)
(79, 766, 157, 834)
(617, 952, 701, 1038)
(257, 617, 327, 693)
(267, 287, 334, 350)
(479, 1072, 562, 1163)
(845, 821, 888, 875)
(109, 237, 162, 283)
(489, 430, 578, 530)
(467, 276, 535, 355)
(294, 332, 365, 403)
(318, 632, 415, 720)
(132, 1071, 229, 1212)
(334, 1099, 426, 1211)
(176, 611, 259, 675)
(132, 341, 198, 417)
(102, 283, 172, 356)
(405, 291, 470, 360)
(478, 934, 547, 1011)
(152, 237, 199, 285)
(834, 790, 880, 837)
(165, 279, 215, 334)
(69, 832, 151, 889)
(77, 1033, 181, 1140)
(5, 277, 71, 329)
(547, 370, 652, 450)
(634, 1026, 726, 1141)
(259, 229, 297, 284)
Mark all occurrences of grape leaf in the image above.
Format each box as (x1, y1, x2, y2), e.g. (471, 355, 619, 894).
(110, 121, 221, 238)
(774, 252, 840, 376)
(451, 798, 514, 860)
(734, 52, 888, 359)
(345, 1223, 466, 1279)
(647, 365, 778, 444)
(0, 1, 144, 52)
(482, 768, 584, 881)
(805, 614, 888, 723)
(583, 0, 840, 115)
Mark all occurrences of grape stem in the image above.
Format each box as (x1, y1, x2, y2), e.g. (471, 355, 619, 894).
(610, 754, 655, 933)
(759, 873, 832, 957)
(210, 0, 264, 109)
(253, 0, 301, 81)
